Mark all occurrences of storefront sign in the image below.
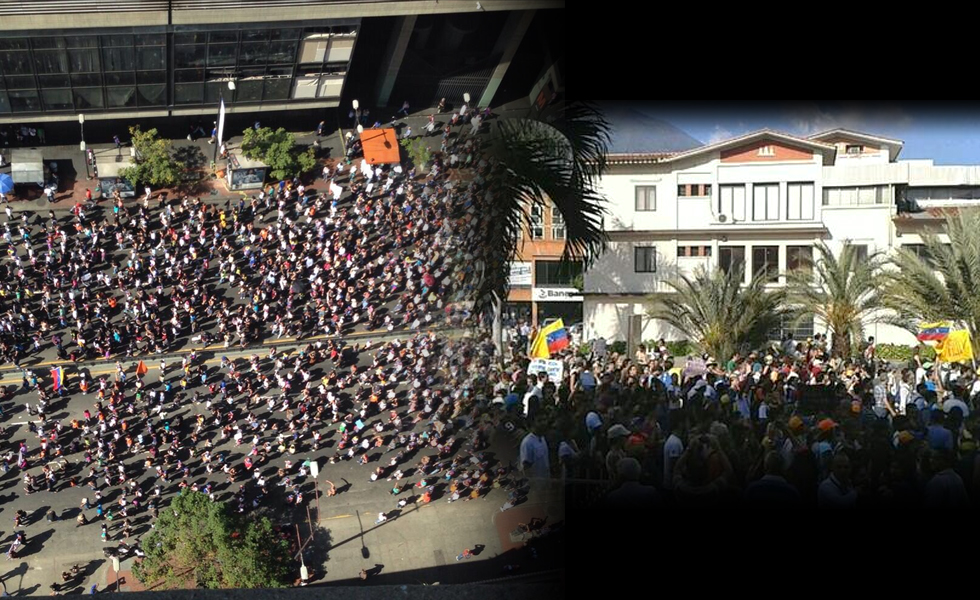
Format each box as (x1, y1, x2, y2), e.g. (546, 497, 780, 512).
(528, 358, 565, 382)
(533, 287, 583, 302)
(509, 262, 532, 287)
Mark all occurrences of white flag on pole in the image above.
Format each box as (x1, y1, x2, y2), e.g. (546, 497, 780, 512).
(217, 97, 226, 147)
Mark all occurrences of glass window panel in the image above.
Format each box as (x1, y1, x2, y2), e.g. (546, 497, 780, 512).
(8, 90, 40, 112)
(138, 70, 166, 85)
(73, 88, 103, 109)
(270, 29, 301, 40)
(4, 76, 36, 90)
(263, 77, 291, 100)
(33, 50, 69, 74)
(71, 73, 101, 87)
(135, 34, 165, 47)
(175, 69, 204, 83)
(205, 81, 228, 104)
(210, 31, 238, 44)
(0, 39, 28, 51)
(0, 52, 33, 75)
(69, 49, 100, 73)
(240, 43, 269, 66)
(801, 184, 815, 219)
(103, 48, 136, 72)
(65, 36, 98, 48)
(102, 35, 133, 47)
(208, 44, 237, 67)
(105, 72, 135, 86)
(137, 84, 166, 106)
(137, 47, 165, 71)
(106, 86, 137, 108)
(319, 75, 344, 98)
(0, 93, 10, 113)
(41, 88, 72, 111)
(175, 45, 206, 68)
(268, 41, 297, 64)
(175, 32, 207, 45)
(242, 30, 270, 42)
(325, 38, 354, 63)
(0, 78, 4, 90)
(32, 38, 67, 49)
(235, 80, 262, 102)
(174, 83, 203, 104)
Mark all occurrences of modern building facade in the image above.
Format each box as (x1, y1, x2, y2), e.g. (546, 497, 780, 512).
(506, 199, 582, 328)
(584, 122, 975, 347)
(0, 0, 562, 123)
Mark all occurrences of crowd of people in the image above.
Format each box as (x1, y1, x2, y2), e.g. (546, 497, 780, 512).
(0, 105, 551, 593)
(541, 333, 980, 508)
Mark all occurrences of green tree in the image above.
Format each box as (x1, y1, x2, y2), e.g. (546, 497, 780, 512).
(647, 265, 787, 361)
(119, 126, 182, 188)
(882, 208, 980, 356)
(785, 241, 883, 358)
(133, 491, 292, 590)
(466, 102, 610, 318)
(400, 137, 431, 171)
(241, 126, 316, 181)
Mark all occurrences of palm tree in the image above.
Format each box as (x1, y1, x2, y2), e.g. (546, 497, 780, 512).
(647, 265, 787, 362)
(784, 241, 883, 358)
(882, 208, 980, 356)
(471, 102, 611, 324)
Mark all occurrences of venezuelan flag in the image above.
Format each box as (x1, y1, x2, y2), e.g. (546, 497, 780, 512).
(529, 319, 570, 358)
(51, 367, 63, 391)
(917, 321, 952, 342)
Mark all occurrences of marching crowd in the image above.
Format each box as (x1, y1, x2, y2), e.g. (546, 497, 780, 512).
(0, 108, 548, 592)
(548, 334, 980, 508)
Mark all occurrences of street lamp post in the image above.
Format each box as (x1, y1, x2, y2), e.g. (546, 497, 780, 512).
(78, 114, 90, 179)
(213, 81, 236, 167)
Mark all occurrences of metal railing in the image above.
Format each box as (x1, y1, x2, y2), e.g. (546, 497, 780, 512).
(0, 0, 169, 15)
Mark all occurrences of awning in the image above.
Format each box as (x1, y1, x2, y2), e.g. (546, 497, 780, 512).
(360, 128, 400, 164)
(11, 149, 44, 185)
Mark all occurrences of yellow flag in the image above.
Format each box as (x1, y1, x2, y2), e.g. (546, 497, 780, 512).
(936, 329, 974, 363)
(529, 329, 550, 359)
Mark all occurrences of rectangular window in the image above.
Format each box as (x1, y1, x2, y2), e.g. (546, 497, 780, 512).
(769, 313, 814, 341)
(535, 261, 583, 286)
(752, 246, 779, 282)
(846, 144, 863, 155)
(758, 145, 775, 157)
(677, 246, 712, 258)
(551, 206, 566, 240)
(786, 182, 815, 220)
(851, 244, 869, 265)
(718, 246, 745, 277)
(635, 247, 657, 273)
(753, 183, 779, 221)
(719, 184, 746, 221)
(903, 244, 928, 259)
(679, 184, 711, 197)
(530, 204, 544, 239)
(786, 245, 812, 272)
(635, 186, 656, 211)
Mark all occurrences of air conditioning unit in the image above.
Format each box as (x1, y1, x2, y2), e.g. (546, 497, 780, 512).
(716, 213, 729, 223)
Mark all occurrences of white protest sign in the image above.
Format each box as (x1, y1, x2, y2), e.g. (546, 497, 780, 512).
(528, 358, 564, 382)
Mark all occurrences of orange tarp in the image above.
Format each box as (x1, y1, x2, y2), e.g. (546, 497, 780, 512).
(360, 128, 400, 164)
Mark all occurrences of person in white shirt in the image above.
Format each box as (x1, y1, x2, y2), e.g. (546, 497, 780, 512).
(663, 428, 685, 491)
(520, 428, 550, 480)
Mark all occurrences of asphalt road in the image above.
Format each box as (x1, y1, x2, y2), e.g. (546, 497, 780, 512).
(0, 336, 563, 595)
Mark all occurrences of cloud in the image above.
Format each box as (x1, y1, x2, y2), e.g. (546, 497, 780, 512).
(785, 103, 913, 136)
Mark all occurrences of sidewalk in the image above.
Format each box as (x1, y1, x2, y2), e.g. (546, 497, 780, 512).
(0, 108, 485, 213)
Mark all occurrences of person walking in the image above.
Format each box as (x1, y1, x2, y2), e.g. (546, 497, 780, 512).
(209, 123, 217, 144)
(397, 100, 410, 118)
(455, 548, 473, 562)
(316, 121, 326, 137)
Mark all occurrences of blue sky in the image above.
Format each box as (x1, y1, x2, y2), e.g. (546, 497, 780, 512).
(648, 103, 980, 165)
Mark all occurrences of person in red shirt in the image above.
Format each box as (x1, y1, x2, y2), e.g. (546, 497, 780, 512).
(85, 189, 92, 203)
